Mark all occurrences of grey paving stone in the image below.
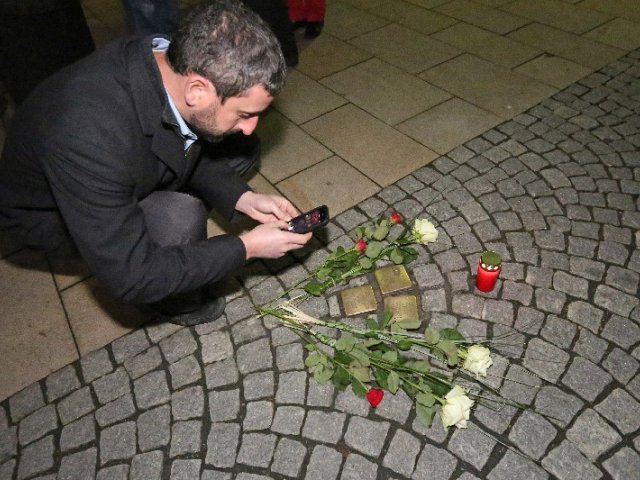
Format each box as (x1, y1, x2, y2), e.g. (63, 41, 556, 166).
(534, 288, 566, 315)
(170, 420, 202, 457)
(413, 263, 444, 289)
(45, 365, 80, 402)
(92, 367, 130, 405)
(57, 387, 95, 425)
(204, 358, 238, 390)
(562, 356, 612, 402)
(603, 347, 639, 384)
(382, 429, 420, 477)
(95, 392, 135, 427)
(487, 449, 548, 480)
(605, 265, 640, 294)
(231, 317, 267, 346)
(598, 240, 630, 266)
(18, 405, 57, 446)
(200, 470, 231, 480)
(525, 266, 554, 288)
(60, 414, 95, 452)
(344, 416, 389, 457)
(271, 437, 306, 478)
(99, 421, 136, 464)
(334, 389, 369, 417)
(508, 410, 557, 460)
(373, 389, 413, 424)
(449, 422, 498, 470)
(452, 293, 484, 319)
(237, 432, 277, 468)
(514, 306, 544, 334)
(168, 354, 202, 390)
(237, 338, 273, 374)
(275, 371, 306, 405)
(305, 445, 342, 480)
(541, 315, 577, 349)
(170, 459, 201, 480)
(145, 320, 183, 343)
(500, 365, 542, 405)
(111, 329, 150, 364)
(124, 346, 162, 380)
(209, 389, 240, 422)
(158, 328, 198, 364)
(134, 370, 170, 409)
(567, 409, 621, 462)
(0, 426, 17, 463)
(566, 301, 603, 333)
(302, 410, 345, 444)
(80, 349, 113, 384)
(57, 447, 96, 480)
(275, 343, 304, 371)
(573, 328, 608, 364)
(602, 447, 640, 480)
(0, 459, 15, 480)
(200, 331, 234, 364)
(137, 405, 170, 452)
(569, 256, 605, 281)
(172, 385, 204, 421)
(340, 453, 377, 480)
(595, 388, 640, 435)
(16, 435, 54, 480)
(601, 314, 640, 349)
(552, 271, 589, 300)
(271, 405, 305, 435)
(242, 371, 274, 401)
(96, 464, 129, 480)
(130, 450, 163, 480)
(523, 338, 570, 383)
(9, 383, 44, 423)
(482, 300, 514, 326)
(541, 440, 602, 480)
(413, 443, 457, 480)
(243, 401, 273, 431)
(205, 423, 239, 468)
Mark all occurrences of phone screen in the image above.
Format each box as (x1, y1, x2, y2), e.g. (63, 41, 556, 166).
(288, 205, 329, 233)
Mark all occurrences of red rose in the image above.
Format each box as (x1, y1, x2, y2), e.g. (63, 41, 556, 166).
(366, 388, 384, 407)
(356, 239, 367, 253)
(390, 212, 402, 224)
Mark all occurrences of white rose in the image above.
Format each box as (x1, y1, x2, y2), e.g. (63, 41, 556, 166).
(412, 219, 438, 244)
(462, 345, 493, 378)
(441, 385, 474, 430)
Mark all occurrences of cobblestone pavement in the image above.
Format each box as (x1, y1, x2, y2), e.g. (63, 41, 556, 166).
(2, 49, 640, 480)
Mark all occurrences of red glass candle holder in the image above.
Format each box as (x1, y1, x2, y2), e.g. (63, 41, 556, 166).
(476, 260, 501, 292)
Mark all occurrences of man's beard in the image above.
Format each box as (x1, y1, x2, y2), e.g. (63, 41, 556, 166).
(187, 105, 232, 144)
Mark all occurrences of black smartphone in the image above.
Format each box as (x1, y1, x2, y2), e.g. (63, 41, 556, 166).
(288, 205, 330, 234)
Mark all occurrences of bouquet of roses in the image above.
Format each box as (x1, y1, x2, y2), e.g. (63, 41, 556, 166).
(257, 211, 505, 430)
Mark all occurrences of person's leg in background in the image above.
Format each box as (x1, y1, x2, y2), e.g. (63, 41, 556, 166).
(121, 0, 179, 35)
(243, 0, 299, 67)
(287, 0, 325, 38)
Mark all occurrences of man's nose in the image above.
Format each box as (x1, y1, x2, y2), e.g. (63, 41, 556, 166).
(239, 116, 259, 135)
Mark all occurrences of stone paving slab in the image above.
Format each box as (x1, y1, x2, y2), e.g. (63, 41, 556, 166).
(1, 49, 640, 480)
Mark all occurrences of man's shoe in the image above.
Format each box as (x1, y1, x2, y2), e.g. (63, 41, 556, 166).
(162, 296, 226, 327)
(305, 21, 324, 38)
(291, 20, 307, 30)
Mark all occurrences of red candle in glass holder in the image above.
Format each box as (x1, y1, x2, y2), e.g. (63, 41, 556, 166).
(476, 251, 502, 292)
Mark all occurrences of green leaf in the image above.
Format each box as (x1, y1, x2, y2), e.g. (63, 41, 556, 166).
(424, 327, 440, 345)
(440, 328, 466, 342)
(390, 323, 407, 335)
(332, 365, 351, 390)
(439, 340, 459, 366)
(304, 281, 325, 296)
(334, 351, 352, 365)
(374, 368, 389, 390)
(351, 378, 368, 398)
(316, 267, 332, 280)
(364, 338, 382, 348)
(390, 248, 404, 265)
(349, 346, 371, 367)
(314, 366, 334, 384)
(406, 360, 430, 374)
(358, 257, 373, 270)
(416, 392, 436, 407)
(364, 241, 383, 259)
(366, 317, 379, 331)
(397, 339, 413, 351)
(396, 318, 421, 330)
(382, 310, 394, 328)
(381, 351, 398, 363)
(348, 366, 370, 383)
(304, 353, 323, 368)
(335, 336, 356, 352)
(387, 371, 400, 394)
(372, 225, 390, 241)
(416, 403, 436, 427)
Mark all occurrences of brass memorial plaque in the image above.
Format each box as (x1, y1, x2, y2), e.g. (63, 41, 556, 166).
(341, 285, 377, 316)
(375, 265, 412, 294)
(383, 295, 419, 324)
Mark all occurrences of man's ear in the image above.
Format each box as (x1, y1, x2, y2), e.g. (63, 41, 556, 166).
(184, 72, 217, 107)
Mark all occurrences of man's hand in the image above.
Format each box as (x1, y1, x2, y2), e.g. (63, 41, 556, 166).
(235, 191, 299, 223)
(240, 221, 312, 259)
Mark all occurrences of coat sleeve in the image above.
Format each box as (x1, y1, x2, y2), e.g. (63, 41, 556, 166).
(42, 137, 247, 305)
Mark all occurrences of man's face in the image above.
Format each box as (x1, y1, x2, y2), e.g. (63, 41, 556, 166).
(187, 84, 273, 143)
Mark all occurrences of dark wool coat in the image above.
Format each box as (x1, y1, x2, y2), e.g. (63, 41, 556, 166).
(0, 36, 251, 304)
